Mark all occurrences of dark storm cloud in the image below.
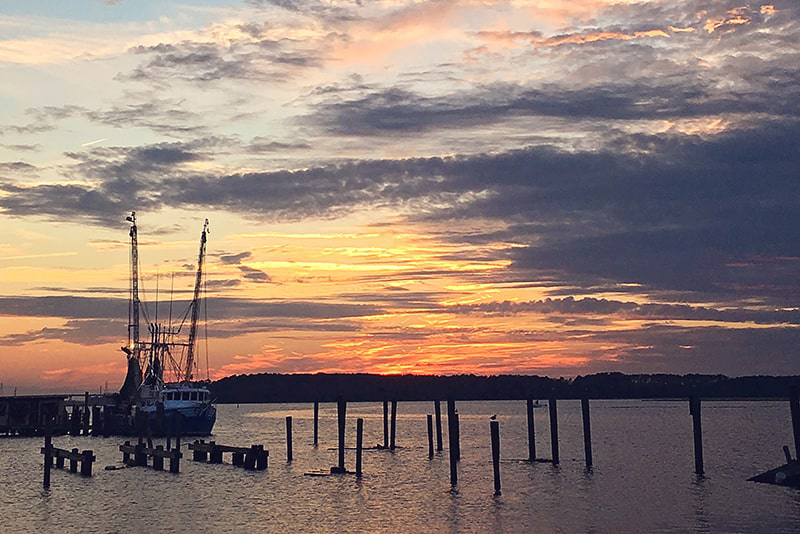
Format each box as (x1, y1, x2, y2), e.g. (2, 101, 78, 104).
(2, 116, 799, 302)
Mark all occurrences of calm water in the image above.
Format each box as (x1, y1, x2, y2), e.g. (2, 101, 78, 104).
(2, 400, 799, 533)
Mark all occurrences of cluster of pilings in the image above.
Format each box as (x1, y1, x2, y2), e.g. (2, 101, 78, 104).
(188, 440, 269, 470)
(41, 431, 95, 488)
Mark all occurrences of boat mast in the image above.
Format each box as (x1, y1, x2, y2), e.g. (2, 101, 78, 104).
(126, 211, 141, 365)
(184, 219, 208, 383)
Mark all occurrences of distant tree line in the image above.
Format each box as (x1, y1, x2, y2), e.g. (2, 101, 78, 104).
(208, 372, 800, 404)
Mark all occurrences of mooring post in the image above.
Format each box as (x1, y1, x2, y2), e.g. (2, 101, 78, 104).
(43, 427, 52, 488)
(390, 400, 398, 451)
(447, 398, 458, 485)
(70, 405, 80, 436)
(549, 398, 559, 464)
(70, 448, 79, 473)
(690, 395, 704, 475)
(383, 400, 389, 448)
(245, 445, 258, 470)
(286, 415, 293, 462)
(790, 386, 800, 460)
(313, 401, 319, 447)
(175, 413, 182, 455)
(526, 398, 536, 461)
(83, 391, 90, 436)
(490, 420, 501, 496)
(337, 397, 346, 471)
(582, 397, 593, 468)
(256, 445, 268, 470)
(102, 405, 113, 437)
(434, 400, 443, 452)
(92, 406, 102, 436)
(153, 446, 164, 471)
(169, 448, 180, 474)
(122, 440, 131, 464)
(427, 414, 434, 459)
(356, 417, 364, 477)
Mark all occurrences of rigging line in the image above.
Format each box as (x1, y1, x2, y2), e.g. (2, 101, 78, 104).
(204, 276, 210, 381)
(168, 272, 174, 337)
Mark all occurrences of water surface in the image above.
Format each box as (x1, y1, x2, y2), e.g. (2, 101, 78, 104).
(2, 400, 799, 533)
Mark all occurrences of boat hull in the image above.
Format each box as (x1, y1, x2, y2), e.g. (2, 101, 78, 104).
(111, 405, 216, 437)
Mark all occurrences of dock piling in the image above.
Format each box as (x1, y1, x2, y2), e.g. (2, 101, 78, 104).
(790, 386, 800, 460)
(427, 414, 434, 458)
(447, 398, 458, 485)
(43, 429, 52, 488)
(490, 420, 501, 496)
(356, 418, 363, 477)
(582, 397, 593, 468)
(434, 400, 443, 451)
(390, 400, 397, 451)
(313, 401, 319, 446)
(690, 395, 704, 475)
(337, 397, 346, 471)
(549, 398, 559, 465)
(383, 400, 389, 449)
(526, 398, 536, 461)
(286, 415, 293, 462)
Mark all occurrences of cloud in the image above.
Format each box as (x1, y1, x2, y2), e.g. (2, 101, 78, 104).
(220, 251, 252, 264)
(239, 265, 272, 283)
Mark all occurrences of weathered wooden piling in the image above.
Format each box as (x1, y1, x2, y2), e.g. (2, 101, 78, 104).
(91, 406, 102, 436)
(490, 420, 501, 496)
(434, 400, 443, 452)
(427, 414, 434, 459)
(337, 398, 346, 471)
(526, 398, 536, 461)
(286, 415, 293, 462)
(447, 398, 458, 485)
(210, 441, 223, 463)
(582, 397, 593, 468)
(69, 406, 81, 436)
(153, 446, 165, 470)
(356, 417, 364, 477)
(43, 443, 95, 481)
(188, 440, 267, 470)
(43, 429, 52, 488)
(82, 391, 90, 435)
(313, 401, 319, 446)
(244, 445, 258, 470)
(70, 447, 79, 472)
(390, 400, 398, 451)
(383, 400, 389, 449)
(102, 405, 113, 437)
(549, 398, 559, 464)
(690, 395, 704, 475)
(790, 386, 800, 460)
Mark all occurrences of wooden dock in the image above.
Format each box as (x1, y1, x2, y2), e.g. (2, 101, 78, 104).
(188, 440, 268, 470)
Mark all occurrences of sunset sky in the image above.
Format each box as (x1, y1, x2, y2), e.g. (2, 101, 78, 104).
(1, 0, 799, 393)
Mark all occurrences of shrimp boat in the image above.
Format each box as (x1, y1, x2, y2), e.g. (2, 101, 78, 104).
(113, 212, 216, 436)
